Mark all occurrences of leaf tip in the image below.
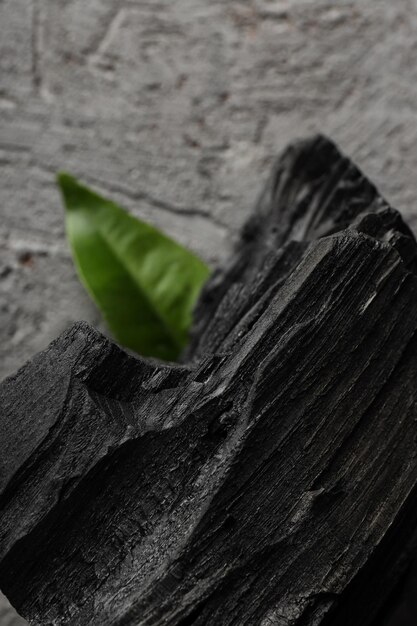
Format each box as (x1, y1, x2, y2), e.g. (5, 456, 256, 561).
(56, 170, 75, 188)
(56, 171, 96, 212)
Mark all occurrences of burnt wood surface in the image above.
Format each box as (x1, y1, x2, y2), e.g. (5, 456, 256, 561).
(1, 136, 417, 625)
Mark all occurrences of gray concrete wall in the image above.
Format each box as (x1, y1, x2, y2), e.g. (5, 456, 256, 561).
(2, 0, 417, 623)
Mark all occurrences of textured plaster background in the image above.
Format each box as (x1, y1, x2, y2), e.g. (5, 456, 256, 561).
(2, 0, 417, 623)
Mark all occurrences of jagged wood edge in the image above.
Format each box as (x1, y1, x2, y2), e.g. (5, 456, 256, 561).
(1, 136, 417, 625)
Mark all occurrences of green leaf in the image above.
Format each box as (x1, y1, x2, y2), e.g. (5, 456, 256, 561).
(57, 173, 210, 361)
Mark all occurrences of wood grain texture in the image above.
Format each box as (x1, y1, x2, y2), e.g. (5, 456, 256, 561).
(1, 137, 417, 625)
(3, 3, 417, 623)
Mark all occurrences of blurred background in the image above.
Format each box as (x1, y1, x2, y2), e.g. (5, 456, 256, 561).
(2, 0, 417, 623)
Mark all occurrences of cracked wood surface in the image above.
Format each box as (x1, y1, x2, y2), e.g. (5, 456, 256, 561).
(1, 137, 417, 625)
(3, 2, 417, 623)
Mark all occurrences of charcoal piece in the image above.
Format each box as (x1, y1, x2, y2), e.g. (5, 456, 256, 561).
(1, 136, 417, 626)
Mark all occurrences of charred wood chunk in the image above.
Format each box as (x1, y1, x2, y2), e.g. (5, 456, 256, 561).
(1, 136, 417, 626)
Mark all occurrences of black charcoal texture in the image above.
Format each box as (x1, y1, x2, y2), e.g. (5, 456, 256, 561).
(1, 136, 417, 626)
